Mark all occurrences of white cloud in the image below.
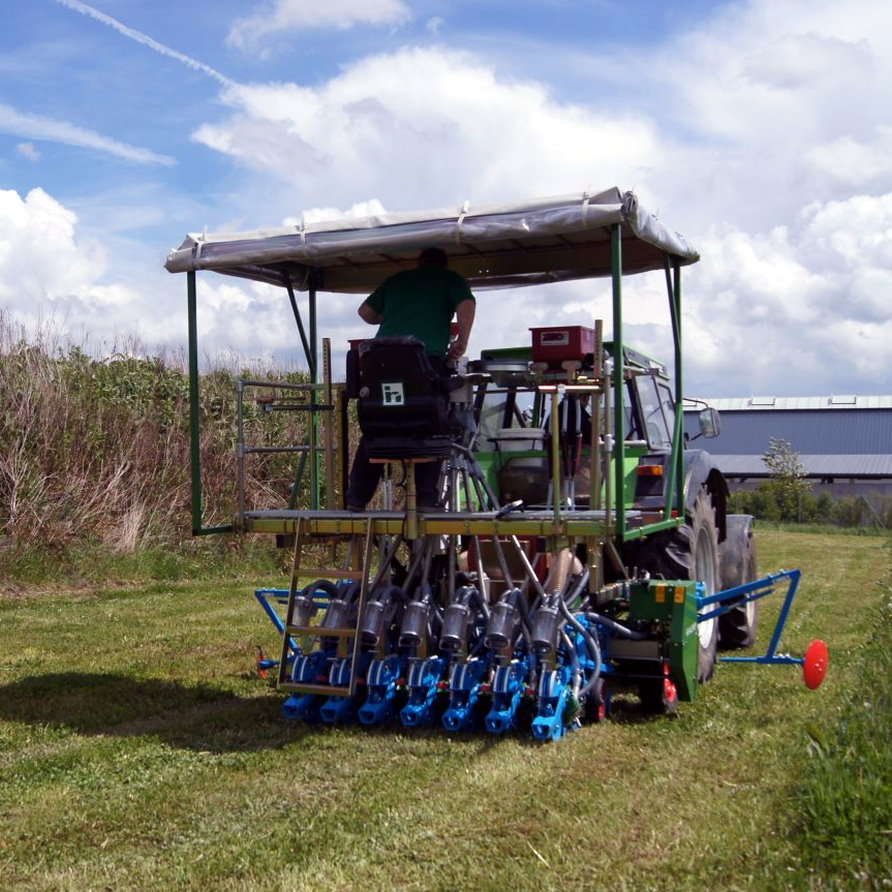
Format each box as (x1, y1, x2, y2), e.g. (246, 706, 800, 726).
(184, 1, 892, 396)
(282, 199, 388, 227)
(16, 142, 40, 162)
(14, 0, 892, 399)
(0, 188, 105, 307)
(647, 0, 892, 230)
(805, 127, 892, 189)
(0, 189, 178, 352)
(682, 191, 892, 395)
(0, 188, 164, 353)
(228, 0, 411, 52)
(0, 187, 312, 370)
(740, 32, 875, 92)
(194, 46, 660, 211)
(0, 104, 174, 166)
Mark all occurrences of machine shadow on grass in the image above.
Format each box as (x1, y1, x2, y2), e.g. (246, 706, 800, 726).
(0, 671, 330, 753)
(0, 671, 665, 755)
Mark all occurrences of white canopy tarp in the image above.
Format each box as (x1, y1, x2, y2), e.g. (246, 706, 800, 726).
(164, 188, 699, 293)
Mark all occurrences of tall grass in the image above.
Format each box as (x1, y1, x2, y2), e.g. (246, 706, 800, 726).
(0, 319, 309, 577)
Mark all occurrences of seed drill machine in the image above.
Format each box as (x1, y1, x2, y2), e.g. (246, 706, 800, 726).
(166, 188, 828, 739)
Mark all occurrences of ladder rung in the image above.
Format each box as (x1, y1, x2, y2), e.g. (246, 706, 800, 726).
(279, 682, 352, 696)
(297, 568, 363, 580)
(286, 625, 357, 638)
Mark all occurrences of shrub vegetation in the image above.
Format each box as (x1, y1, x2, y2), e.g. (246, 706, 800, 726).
(0, 324, 311, 582)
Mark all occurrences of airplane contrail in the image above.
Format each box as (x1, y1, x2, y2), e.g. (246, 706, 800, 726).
(0, 102, 175, 165)
(53, 0, 237, 88)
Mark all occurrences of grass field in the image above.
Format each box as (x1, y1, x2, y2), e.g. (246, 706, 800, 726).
(1, 531, 889, 891)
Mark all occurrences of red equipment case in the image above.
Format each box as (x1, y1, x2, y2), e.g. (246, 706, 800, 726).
(530, 325, 596, 364)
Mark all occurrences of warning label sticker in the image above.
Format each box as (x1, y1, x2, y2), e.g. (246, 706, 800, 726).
(381, 382, 405, 406)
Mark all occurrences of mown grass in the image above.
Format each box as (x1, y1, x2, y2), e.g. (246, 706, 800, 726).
(0, 531, 889, 891)
(794, 580, 891, 883)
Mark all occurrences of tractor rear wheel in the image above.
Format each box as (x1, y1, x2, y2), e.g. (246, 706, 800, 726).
(686, 488, 720, 683)
(718, 515, 759, 649)
(629, 485, 720, 684)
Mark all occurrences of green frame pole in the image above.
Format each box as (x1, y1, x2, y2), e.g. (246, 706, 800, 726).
(187, 271, 232, 536)
(285, 276, 315, 380)
(611, 224, 626, 537)
(611, 254, 688, 544)
(665, 256, 686, 520)
(309, 285, 320, 509)
(283, 274, 324, 510)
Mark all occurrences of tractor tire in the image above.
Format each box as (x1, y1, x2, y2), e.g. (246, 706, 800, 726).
(629, 485, 720, 684)
(718, 515, 759, 649)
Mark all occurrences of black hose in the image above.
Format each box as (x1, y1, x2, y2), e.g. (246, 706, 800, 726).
(374, 583, 408, 607)
(470, 584, 490, 621)
(303, 579, 339, 599)
(584, 611, 649, 641)
(507, 587, 534, 649)
(341, 581, 362, 605)
(562, 567, 591, 608)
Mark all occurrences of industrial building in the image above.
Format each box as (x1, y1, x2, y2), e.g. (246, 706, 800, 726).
(683, 395, 892, 500)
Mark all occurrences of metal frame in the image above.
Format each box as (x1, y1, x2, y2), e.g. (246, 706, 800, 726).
(183, 226, 690, 545)
(699, 569, 811, 669)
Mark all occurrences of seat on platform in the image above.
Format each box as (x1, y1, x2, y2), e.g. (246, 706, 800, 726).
(357, 337, 456, 460)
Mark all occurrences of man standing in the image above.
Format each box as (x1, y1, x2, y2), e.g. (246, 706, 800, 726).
(346, 247, 476, 511)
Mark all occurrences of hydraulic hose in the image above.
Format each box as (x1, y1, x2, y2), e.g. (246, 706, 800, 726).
(472, 583, 491, 621)
(584, 611, 649, 641)
(559, 599, 602, 696)
(375, 583, 408, 606)
(508, 586, 534, 650)
(562, 567, 590, 609)
(561, 629, 582, 696)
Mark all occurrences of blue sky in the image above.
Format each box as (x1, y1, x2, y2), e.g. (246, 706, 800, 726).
(2, 0, 891, 397)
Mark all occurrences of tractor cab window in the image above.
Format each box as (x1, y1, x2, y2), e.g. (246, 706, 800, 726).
(632, 374, 674, 449)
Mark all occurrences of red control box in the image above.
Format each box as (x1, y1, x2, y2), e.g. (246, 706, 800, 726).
(530, 326, 596, 364)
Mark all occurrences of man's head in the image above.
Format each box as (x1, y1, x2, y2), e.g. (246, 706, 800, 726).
(417, 247, 449, 268)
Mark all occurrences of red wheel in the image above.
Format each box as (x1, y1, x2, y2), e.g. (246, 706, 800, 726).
(803, 639, 829, 690)
(639, 664, 678, 716)
(584, 678, 607, 723)
(662, 673, 679, 715)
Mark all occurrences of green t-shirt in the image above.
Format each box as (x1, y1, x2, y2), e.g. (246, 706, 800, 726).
(366, 266, 475, 357)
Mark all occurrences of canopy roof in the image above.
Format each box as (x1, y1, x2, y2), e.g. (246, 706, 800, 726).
(164, 187, 699, 294)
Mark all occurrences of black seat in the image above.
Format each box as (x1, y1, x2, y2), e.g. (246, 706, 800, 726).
(357, 337, 456, 459)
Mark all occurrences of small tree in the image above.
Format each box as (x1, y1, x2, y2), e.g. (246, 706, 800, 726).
(762, 437, 812, 522)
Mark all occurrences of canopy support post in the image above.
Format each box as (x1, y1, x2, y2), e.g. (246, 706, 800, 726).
(663, 255, 686, 520)
(611, 223, 626, 538)
(187, 270, 233, 536)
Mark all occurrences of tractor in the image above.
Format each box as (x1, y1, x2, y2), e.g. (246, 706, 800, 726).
(166, 187, 828, 738)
